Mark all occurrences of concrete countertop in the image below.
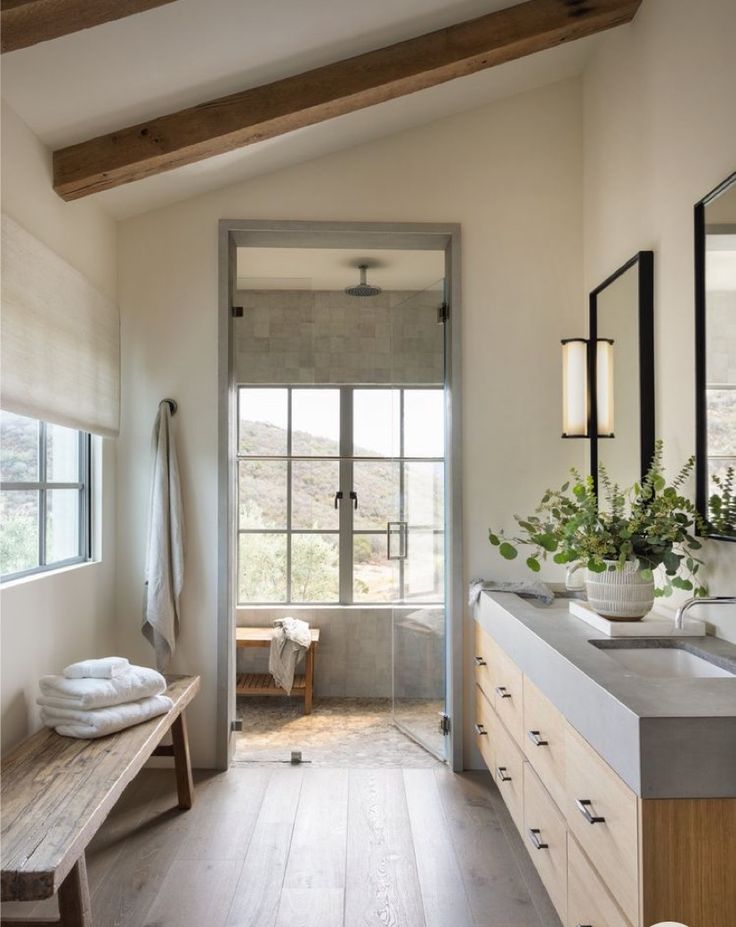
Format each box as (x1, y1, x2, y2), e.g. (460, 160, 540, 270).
(475, 592, 736, 799)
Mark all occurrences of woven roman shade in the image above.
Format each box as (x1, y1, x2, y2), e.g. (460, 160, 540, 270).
(1, 215, 119, 437)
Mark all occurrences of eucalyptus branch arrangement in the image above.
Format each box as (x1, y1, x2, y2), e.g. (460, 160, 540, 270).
(489, 441, 709, 598)
(709, 466, 736, 538)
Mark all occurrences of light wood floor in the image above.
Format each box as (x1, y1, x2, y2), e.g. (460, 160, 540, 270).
(2, 766, 561, 927)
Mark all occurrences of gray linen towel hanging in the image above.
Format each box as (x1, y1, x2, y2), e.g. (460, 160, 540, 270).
(142, 402, 184, 670)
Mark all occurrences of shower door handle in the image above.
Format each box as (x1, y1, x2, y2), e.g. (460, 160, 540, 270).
(387, 521, 408, 560)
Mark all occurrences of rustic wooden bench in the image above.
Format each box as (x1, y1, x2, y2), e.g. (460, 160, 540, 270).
(0, 674, 200, 927)
(235, 627, 320, 713)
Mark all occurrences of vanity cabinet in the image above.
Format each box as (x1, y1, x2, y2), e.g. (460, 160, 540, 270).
(474, 620, 736, 927)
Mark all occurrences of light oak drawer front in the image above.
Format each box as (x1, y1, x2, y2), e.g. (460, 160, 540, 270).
(474, 684, 495, 773)
(567, 835, 633, 927)
(523, 675, 567, 809)
(474, 624, 496, 701)
(489, 706, 525, 834)
(564, 726, 639, 927)
(523, 763, 568, 923)
(489, 639, 524, 746)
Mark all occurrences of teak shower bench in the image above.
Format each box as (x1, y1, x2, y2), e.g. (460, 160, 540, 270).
(236, 626, 320, 713)
(0, 674, 200, 927)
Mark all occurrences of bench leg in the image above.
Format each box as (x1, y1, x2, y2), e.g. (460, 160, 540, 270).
(171, 711, 194, 810)
(304, 645, 314, 715)
(57, 854, 92, 927)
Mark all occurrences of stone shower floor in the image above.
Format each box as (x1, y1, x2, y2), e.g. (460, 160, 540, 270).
(234, 696, 445, 767)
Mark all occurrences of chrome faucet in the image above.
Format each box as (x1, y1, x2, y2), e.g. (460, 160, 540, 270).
(675, 596, 736, 630)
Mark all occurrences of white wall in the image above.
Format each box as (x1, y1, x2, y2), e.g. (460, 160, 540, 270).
(582, 0, 736, 639)
(0, 102, 118, 751)
(116, 78, 585, 767)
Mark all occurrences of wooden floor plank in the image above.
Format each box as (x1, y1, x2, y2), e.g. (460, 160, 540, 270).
(174, 767, 270, 861)
(403, 769, 475, 927)
(274, 768, 348, 927)
(225, 767, 303, 927)
(434, 769, 547, 927)
(344, 768, 426, 927)
(142, 859, 240, 927)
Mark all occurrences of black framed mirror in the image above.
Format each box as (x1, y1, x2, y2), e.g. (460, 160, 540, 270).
(695, 171, 736, 540)
(589, 251, 655, 495)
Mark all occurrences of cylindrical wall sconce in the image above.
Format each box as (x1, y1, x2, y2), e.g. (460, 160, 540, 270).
(596, 338, 615, 437)
(561, 338, 589, 437)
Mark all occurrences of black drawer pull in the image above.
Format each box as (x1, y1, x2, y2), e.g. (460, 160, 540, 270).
(528, 828, 548, 850)
(576, 799, 605, 824)
(474, 723, 487, 736)
(527, 730, 549, 747)
(495, 686, 512, 699)
(474, 655, 487, 666)
(496, 766, 512, 782)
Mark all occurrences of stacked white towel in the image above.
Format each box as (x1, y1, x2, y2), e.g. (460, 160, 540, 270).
(38, 659, 173, 739)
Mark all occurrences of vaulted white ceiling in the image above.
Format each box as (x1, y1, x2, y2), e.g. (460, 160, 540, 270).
(1, 0, 609, 219)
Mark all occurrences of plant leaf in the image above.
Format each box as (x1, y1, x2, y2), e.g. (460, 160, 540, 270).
(526, 557, 541, 573)
(499, 542, 518, 561)
(488, 532, 500, 546)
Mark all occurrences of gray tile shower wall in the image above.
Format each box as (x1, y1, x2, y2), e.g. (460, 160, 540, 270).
(236, 607, 444, 699)
(234, 289, 444, 385)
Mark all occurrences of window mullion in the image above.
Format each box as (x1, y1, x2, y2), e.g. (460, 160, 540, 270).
(38, 421, 47, 566)
(339, 386, 353, 604)
(286, 388, 293, 603)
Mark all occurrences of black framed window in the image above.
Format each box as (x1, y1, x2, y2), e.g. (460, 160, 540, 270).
(237, 385, 445, 605)
(0, 411, 92, 581)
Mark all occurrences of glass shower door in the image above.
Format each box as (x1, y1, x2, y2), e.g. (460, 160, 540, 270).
(390, 283, 448, 760)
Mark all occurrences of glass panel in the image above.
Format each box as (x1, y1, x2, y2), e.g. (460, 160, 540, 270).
(353, 389, 400, 456)
(709, 456, 736, 484)
(291, 533, 339, 602)
(238, 533, 287, 603)
(292, 461, 339, 530)
(291, 389, 340, 456)
(0, 411, 39, 482)
(47, 424, 80, 483)
(46, 489, 80, 562)
(239, 388, 288, 456)
(404, 530, 444, 603)
(706, 389, 736, 457)
(353, 461, 400, 530)
(404, 389, 444, 457)
(0, 490, 39, 575)
(353, 534, 398, 602)
(238, 460, 287, 529)
(406, 462, 444, 529)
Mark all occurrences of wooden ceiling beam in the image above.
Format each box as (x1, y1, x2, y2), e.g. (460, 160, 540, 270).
(1, 0, 178, 54)
(52, 0, 641, 201)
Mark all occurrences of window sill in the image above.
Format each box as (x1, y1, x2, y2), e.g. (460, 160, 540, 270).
(1, 559, 99, 590)
(236, 603, 443, 612)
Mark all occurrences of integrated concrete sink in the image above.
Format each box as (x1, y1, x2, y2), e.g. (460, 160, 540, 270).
(591, 640, 735, 679)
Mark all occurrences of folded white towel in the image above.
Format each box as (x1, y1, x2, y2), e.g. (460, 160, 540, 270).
(41, 694, 173, 739)
(63, 656, 130, 679)
(38, 665, 166, 711)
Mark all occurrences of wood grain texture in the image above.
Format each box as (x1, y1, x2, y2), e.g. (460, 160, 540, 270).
(489, 638, 525, 746)
(522, 676, 566, 810)
(344, 769, 425, 927)
(225, 768, 303, 927)
(1, 675, 199, 903)
(170, 713, 194, 810)
(434, 768, 547, 927)
(639, 797, 736, 927)
(142, 859, 240, 927)
(51, 0, 642, 199)
(0, 0, 177, 54)
(564, 724, 638, 926)
(56, 855, 92, 927)
(489, 704, 526, 834)
(522, 764, 567, 923)
(403, 768, 474, 927)
(567, 835, 632, 927)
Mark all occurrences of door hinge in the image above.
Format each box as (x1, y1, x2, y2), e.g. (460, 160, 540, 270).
(437, 302, 449, 324)
(231, 719, 243, 732)
(439, 713, 451, 736)
(232, 305, 244, 318)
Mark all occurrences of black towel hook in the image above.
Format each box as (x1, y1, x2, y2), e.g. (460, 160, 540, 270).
(161, 398, 178, 415)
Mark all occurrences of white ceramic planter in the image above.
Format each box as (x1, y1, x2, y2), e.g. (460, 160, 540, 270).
(585, 560, 655, 620)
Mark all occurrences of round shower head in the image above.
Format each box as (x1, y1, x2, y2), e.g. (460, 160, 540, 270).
(345, 264, 382, 298)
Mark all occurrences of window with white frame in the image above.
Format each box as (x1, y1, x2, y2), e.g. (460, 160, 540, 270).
(237, 386, 445, 605)
(0, 411, 92, 581)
